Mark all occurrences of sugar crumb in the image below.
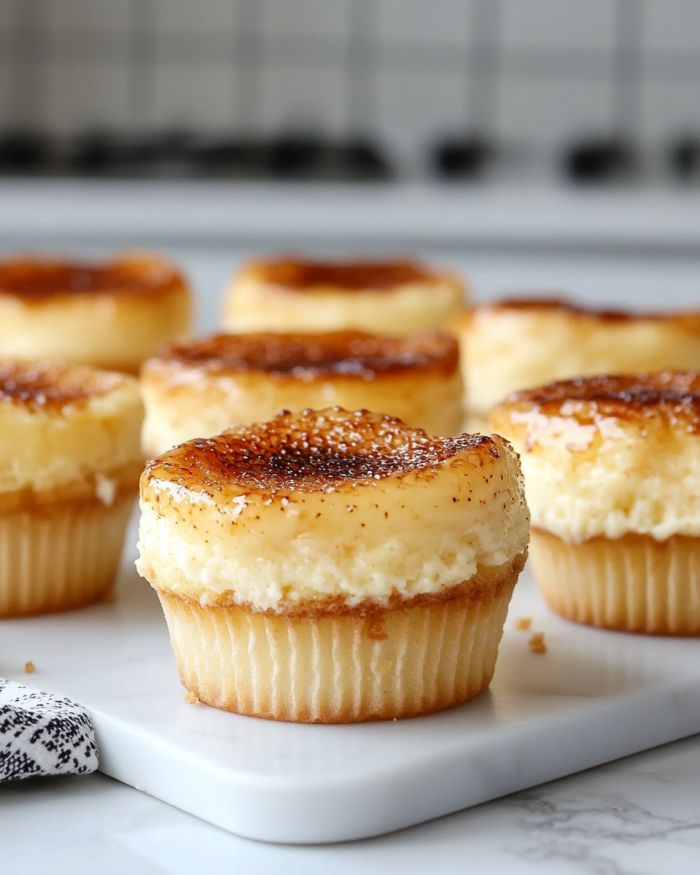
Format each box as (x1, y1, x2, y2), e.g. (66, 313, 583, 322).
(95, 473, 117, 507)
(514, 616, 532, 631)
(183, 690, 199, 705)
(24, 660, 36, 674)
(528, 632, 547, 654)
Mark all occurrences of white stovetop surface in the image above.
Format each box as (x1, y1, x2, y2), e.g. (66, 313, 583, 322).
(4, 735, 700, 874)
(2, 178, 700, 248)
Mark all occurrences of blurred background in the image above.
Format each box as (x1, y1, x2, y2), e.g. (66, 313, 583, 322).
(0, 0, 699, 326)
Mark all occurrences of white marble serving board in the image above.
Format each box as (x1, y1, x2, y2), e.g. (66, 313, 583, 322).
(3, 514, 700, 844)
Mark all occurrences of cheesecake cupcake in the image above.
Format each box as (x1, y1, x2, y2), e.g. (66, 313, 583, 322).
(137, 408, 529, 722)
(0, 360, 143, 617)
(453, 298, 700, 429)
(222, 256, 466, 334)
(491, 371, 700, 635)
(141, 329, 464, 456)
(0, 252, 192, 372)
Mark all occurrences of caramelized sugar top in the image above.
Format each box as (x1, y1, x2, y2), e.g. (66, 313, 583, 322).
(0, 360, 126, 412)
(151, 330, 459, 380)
(245, 257, 439, 293)
(473, 296, 700, 327)
(0, 254, 184, 301)
(146, 407, 499, 494)
(502, 371, 700, 432)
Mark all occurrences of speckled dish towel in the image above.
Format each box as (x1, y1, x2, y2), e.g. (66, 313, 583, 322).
(0, 679, 98, 782)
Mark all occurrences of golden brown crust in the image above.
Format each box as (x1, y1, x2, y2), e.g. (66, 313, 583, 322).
(241, 256, 447, 293)
(498, 371, 700, 433)
(0, 253, 187, 304)
(0, 360, 130, 413)
(144, 407, 500, 496)
(464, 297, 700, 329)
(146, 330, 459, 382)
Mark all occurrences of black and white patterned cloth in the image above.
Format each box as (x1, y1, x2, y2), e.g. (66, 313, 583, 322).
(0, 679, 98, 782)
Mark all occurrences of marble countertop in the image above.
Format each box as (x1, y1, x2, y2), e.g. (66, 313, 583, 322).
(4, 734, 699, 874)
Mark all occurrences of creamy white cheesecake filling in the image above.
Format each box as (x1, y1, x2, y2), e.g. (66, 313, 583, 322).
(493, 404, 700, 542)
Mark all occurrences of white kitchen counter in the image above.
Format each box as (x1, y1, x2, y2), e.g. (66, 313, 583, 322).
(3, 734, 699, 874)
(1, 178, 700, 251)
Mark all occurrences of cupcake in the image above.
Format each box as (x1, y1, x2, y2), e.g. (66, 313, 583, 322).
(221, 256, 466, 334)
(137, 408, 529, 722)
(0, 252, 192, 372)
(0, 360, 143, 617)
(141, 329, 464, 456)
(453, 298, 700, 429)
(491, 371, 700, 635)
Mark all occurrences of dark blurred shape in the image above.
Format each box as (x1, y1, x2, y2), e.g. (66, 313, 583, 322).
(0, 130, 51, 172)
(148, 129, 203, 176)
(563, 138, 638, 183)
(432, 135, 493, 179)
(128, 130, 269, 178)
(267, 133, 322, 177)
(338, 138, 392, 180)
(63, 129, 392, 180)
(266, 133, 392, 180)
(669, 135, 700, 181)
(68, 130, 157, 174)
(183, 137, 268, 177)
(69, 129, 269, 178)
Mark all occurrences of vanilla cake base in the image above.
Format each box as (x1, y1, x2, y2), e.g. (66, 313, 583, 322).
(530, 528, 700, 635)
(0, 494, 134, 617)
(157, 559, 519, 723)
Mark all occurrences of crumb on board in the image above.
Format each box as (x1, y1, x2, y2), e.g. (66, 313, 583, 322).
(24, 660, 36, 674)
(514, 616, 532, 631)
(528, 632, 547, 654)
(183, 690, 199, 705)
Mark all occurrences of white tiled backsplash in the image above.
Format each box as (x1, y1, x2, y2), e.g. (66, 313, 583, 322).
(1, 0, 699, 161)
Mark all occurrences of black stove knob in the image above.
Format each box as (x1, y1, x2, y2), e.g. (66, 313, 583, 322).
(669, 136, 700, 181)
(432, 136, 493, 178)
(563, 139, 637, 183)
(0, 130, 51, 171)
(267, 134, 323, 177)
